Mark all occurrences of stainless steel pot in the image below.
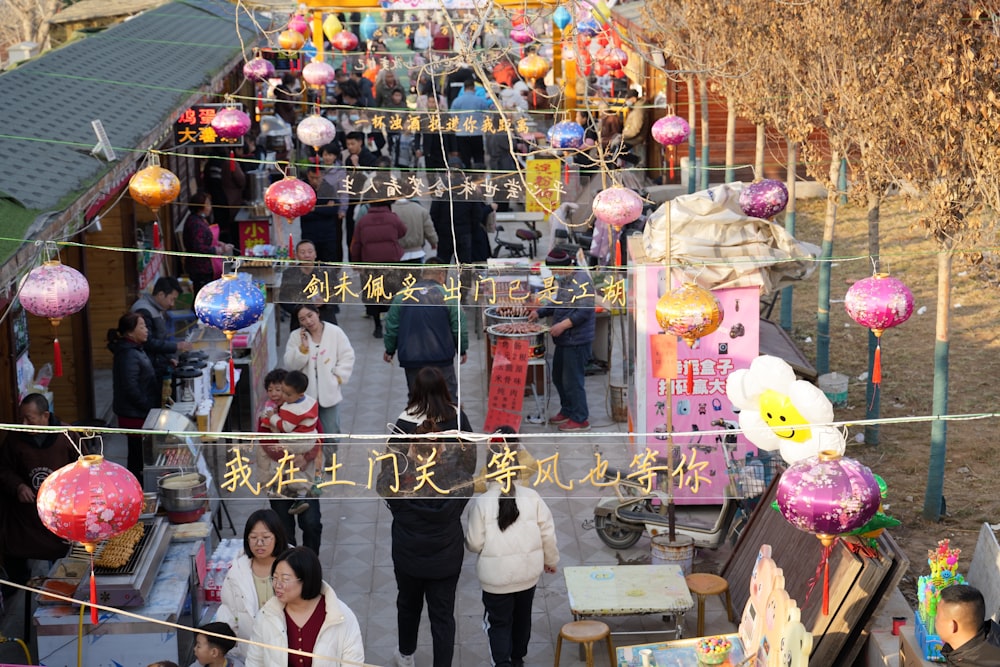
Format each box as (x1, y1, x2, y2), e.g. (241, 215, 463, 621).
(157, 472, 208, 513)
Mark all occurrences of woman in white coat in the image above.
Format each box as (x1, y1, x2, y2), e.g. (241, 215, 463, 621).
(246, 547, 364, 667)
(283, 304, 355, 462)
(216, 509, 290, 661)
(465, 445, 559, 667)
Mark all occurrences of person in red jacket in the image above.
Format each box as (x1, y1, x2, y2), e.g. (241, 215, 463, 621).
(350, 197, 406, 338)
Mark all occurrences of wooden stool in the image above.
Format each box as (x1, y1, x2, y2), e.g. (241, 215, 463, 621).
(684, 573, 735, 637)
(554, 620, 615, 667)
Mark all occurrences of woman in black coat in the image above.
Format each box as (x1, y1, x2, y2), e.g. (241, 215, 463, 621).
(107, 312, 160, 479)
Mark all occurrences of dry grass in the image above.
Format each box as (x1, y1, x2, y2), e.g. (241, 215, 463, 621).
(782, 196, 1000, 600)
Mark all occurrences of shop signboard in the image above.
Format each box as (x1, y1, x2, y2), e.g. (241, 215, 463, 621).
(525, 158, 561, 217)
(174, 104, 246, 148)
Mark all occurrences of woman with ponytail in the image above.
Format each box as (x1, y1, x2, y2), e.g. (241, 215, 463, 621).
(465, 431, 559, 667)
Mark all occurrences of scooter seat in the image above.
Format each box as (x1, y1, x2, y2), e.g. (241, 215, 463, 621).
(515, 228, 542, 241)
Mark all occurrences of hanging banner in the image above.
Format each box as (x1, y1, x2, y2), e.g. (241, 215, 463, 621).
(484, 337, 530, 432)
(524, 159, 561, 215)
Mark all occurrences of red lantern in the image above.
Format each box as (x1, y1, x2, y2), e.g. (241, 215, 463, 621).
(844, 273, 914, 385)
(37, 455, 143, 622)
(265, 176, 316, 224)
(20, 259, 90, 376)
(331, 30, 359, 53)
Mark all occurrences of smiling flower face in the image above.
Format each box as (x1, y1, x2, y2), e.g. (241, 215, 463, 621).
(759, 389, 811, 443)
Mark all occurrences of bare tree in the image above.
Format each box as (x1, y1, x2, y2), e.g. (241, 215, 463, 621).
(0, 0, 67, 55)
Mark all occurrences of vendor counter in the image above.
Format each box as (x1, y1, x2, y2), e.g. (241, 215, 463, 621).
(617, 633, 747, 667)
(34, 516, 217, 667)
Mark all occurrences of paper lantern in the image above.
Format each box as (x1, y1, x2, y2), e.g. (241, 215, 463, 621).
(243, 55, 275, 82)
(739, 179, 789, 219)
(652, 115, 691, 147)
(656, 283, 724, 348)
(359, 14, 379, 41)
(601, 47, 628, 71)
(288, 14, 310, 35)
(776, 451, 881, 614)
(548, 121, 585, 149)
(844, 273, 913, 385)
(129, 157, 181, 213)
(297, 114, 336, 151)
(210, 107, 251, 140)
(322, 14, 343, 41)
(20, 259, 91, 376)
(36, 454, 143, 622)
(577, 17, 602, 37)
(592, 186, 643, 229)
(302, 59, 336, 88)
(332, 30, 359, 53)
(195, 273, 266, 392)
(265, 176, 317, 224)
(552, 5, 572, 29)
(278, 29, 305, 52)
(518, 54, 549, 81)
(510, 26, 535, 45)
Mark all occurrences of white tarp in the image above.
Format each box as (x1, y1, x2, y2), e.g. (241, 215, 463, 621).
(641, 182, 819, 294)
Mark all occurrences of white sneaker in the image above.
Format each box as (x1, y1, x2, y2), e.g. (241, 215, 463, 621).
(393, 649, 415, 667)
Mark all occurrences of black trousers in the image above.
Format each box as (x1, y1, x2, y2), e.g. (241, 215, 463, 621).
(394, 568, 460, 667)
(482, 587, 536, 667)
(455, 136, 484, 168)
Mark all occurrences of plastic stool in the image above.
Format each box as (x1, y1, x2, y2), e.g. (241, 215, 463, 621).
(684, 573, 734, 637)
(554, 620, 615, 667)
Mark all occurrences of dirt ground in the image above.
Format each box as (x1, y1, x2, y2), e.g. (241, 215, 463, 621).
(780, 196, 1000, 603)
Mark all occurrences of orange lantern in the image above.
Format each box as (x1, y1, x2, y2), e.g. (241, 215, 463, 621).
(279, 28, 306, 52)
(517, 53, 550, 81)
(656, 282, 724, 393)
(129, 154, 180, 213)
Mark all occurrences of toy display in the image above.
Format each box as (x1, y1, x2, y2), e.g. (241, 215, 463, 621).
(915, 539, 966, 661)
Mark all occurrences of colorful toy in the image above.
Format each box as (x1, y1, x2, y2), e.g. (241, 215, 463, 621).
(695, 636, 732, 665)
(740, 545, 781, 655)
(777, 607, 812, 667)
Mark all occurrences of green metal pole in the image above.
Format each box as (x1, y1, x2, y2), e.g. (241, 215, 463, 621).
(780, 142, 797, 332)
(838, 158, 848, 205)
(923, 338, 950, 520)
(815, 238, 832, 376)
(699, 77, 709, 191)
(687, 76, 697, 194)
(863, 331, 880, 445)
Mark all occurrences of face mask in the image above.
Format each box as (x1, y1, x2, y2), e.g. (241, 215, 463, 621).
(349, 114, 360, 122)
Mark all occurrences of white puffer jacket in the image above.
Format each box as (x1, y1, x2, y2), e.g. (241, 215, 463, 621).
(283, 322, 355, 409)
(216, 554, 267, 661)
(466, 483, 559, 594)
(245, 582, 363, 667)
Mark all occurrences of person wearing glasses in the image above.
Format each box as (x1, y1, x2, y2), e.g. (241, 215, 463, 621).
(216, 510, 289, 662)
(246, 547, 364, 667)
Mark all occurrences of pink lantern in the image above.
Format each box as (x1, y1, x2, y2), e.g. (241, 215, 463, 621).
(266, 176, 317, 224)
(739, 179, 789, 219)
(297, 114, 336, 151)
(844, 273, 914, 385)
(243, 56, 275, 82)
(776, 451, 881, 614)
(652, 115, 691, 147)
(331, 30, 359, 53)
(302, 59, 336, 88)
(37, 454, 143, 622)
(20, 259, 91, 377)
(510, 26, 535, 45)
(288, 13, 310, 35)
(210, 107, 251, 140)
(592, 186, 643, 229)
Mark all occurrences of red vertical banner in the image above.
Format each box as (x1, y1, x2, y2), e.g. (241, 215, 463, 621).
(484, 337, 530, 433)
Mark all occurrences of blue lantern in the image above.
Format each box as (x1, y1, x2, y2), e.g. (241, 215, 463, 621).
(577, 17, 602, 37)
(552, 5, 572, 30)
(547, 121, 585, 149)
(359, 14, 378, 42)
(195, 274, 266, 392)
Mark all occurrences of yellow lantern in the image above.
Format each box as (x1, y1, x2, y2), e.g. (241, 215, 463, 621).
(655, 282, 723, 348)
(278, 29, 306, 52)
(322, 14, 344, 42)
(129, 154, 180, 213)
(517, 54, 550, 82)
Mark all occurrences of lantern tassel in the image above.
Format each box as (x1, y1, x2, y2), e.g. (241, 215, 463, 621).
(822, 542, 833, 615)
(872, 343, 882, 385)
(564, 160, 570, 185)
(229, 342, 236, 395)
(153, 222, 161, 249)
(289, 233, 295, 259)
(669, 147, 676, 180)
(229, 149, 236, 172)
(90, 561, 98, 624)
(53, 337, 63, 377)
(686, 359, 694, 394)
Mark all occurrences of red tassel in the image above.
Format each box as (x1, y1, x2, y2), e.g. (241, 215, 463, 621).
(564, 161, 570, 184)
(289, 233, 295, 259)
(90, 567, 98, 624)
(872, 343, 882, 385)
(686, 360, 694, 394)
(669, 148, 676, 180)
(821, 543, 832, 616)
(229, 149, 236, 172)
(229, 350, 236, 395)
(53, 337, 63, 377)
(153, 222, 161, 249)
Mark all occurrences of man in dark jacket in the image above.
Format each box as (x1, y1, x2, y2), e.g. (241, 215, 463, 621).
(0, 394, 81, 585)
(377, 422, 473, 667)
(529, 249, 596, 431)
(937, 584, 1000, 666)
(344, 130, 379, 247)
(130, 276, 192, 380)
(382, 261, 468, 400)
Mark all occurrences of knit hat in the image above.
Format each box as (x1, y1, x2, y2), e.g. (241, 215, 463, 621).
(545, 248, 574, 267)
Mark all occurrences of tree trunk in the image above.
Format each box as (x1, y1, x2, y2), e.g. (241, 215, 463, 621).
(699, 76, 710, 190)
(755, 124, 765, 180)
(687, 75, 697, 194)
(725, 99, 736, 183)
(780, 140, 797, 332)
(815, 153, 840, 376)
(864, 186, 882, 446)
(923, 246, 952, 521)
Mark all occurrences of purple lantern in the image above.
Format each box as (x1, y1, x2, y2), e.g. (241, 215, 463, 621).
(510, 26, 535, 45)
(210, 107, 251, 140)
(592, 186, 643, 229)
(302, 59, 336, 88)
(20, 259, 91, 377)
(296, 114, 336, 150)
(243, 56, 275, 82)
(844, 273, 914, 385)
(739, 179, 789, 219)
(547, 121, 585, 150)
(651, 115, 691, 147)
